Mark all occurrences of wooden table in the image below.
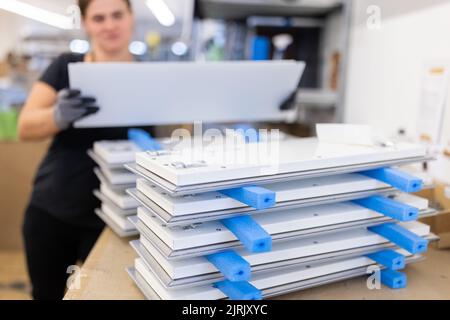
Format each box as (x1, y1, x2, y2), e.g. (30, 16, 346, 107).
(64, 228, 450, 300)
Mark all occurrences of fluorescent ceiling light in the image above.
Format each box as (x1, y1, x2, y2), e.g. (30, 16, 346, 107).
(145, 0, 176, 27)
(0, 0, 74, 30)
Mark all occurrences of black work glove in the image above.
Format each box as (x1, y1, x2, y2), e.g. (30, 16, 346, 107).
(53, 89, 99, 130)
(279, 90, 297, 111)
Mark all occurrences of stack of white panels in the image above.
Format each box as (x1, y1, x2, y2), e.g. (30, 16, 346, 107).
(89, 140, 141, 237)
(125, 138, 436, 299)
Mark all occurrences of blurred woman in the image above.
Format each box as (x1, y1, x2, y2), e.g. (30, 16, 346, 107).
(18, 0, 150, 299)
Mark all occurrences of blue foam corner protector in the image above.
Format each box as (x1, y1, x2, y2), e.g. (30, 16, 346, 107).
(214, 280, 262, 300)
(353, 196, 419, 221)
(369, 223, 429, 254)
(206, 251, 251, 282)
(361, 168, 423, 193)
(220, 186, 276, 210)
(381, 269, 407, 289)
(221, 215, 272, 253)
(128, 128, 163, 151)
(366, 249, 405, 270)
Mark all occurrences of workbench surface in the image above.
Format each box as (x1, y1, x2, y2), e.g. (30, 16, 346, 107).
(64, 228, 450, 300)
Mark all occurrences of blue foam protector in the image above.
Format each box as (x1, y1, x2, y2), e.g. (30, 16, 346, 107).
(220, 186, 276, 210)
(360, 168, 423, 193)
(128, 128, 163, 151)
(206, 251, 251, 282)
(221, 216, 272, 253)
(214, 280, 262, 300)
(353, 196, 419, 221)
(381, 269, 407, 289)
(369, 223, 428, 254)
(366, 249, 405, 270)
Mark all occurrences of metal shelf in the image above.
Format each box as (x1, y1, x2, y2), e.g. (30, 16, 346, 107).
(197, 0, 343, 19)
(297, 88, 338, 108)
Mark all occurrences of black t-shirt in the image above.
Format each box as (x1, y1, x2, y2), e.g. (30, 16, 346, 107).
(30, 53, 152, 228)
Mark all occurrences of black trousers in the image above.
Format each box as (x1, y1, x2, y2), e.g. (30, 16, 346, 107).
(22, 204, 103, 300)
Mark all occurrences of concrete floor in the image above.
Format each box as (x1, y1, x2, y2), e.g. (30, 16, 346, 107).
(0, 251, 31, 300)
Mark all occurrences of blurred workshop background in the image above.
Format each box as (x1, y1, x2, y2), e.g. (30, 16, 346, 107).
(1, 0, 450, 300)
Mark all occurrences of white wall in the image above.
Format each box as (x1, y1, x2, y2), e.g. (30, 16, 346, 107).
(344, 0, 450, 144)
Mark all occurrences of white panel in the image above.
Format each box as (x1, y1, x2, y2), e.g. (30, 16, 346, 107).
(93, 140, 140, 165)
(96, 209, 138, 237)
(101, 202, 135, 218)
(137, 193, 428, 250)
(136, 138, 426, 186)
(102, 204, 135, 231)
(70, 61, 304, 128)
(100, 183, 139, 209)
(100, 167, 136, 185)
(136, 173, 390, 215)
(139, 221, 429, 279)
(135, 248, 413, 300)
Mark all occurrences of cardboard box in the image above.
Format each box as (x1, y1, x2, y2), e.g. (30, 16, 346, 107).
(0, 62, 10, 77)
(0, 141, 49, 250)
(419, 183, 450, 249)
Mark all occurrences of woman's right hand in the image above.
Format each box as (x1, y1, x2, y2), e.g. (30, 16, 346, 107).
(53, 89, 99, 130)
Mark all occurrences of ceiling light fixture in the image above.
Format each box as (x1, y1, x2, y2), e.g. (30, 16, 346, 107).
(0, 0, 74, 30)
(145, 0, 176, 27)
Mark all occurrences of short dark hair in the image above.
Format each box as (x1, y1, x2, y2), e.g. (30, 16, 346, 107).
(78, 0, 132, 17)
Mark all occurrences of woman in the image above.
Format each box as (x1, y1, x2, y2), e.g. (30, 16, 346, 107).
(18, 0, 149, 300)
